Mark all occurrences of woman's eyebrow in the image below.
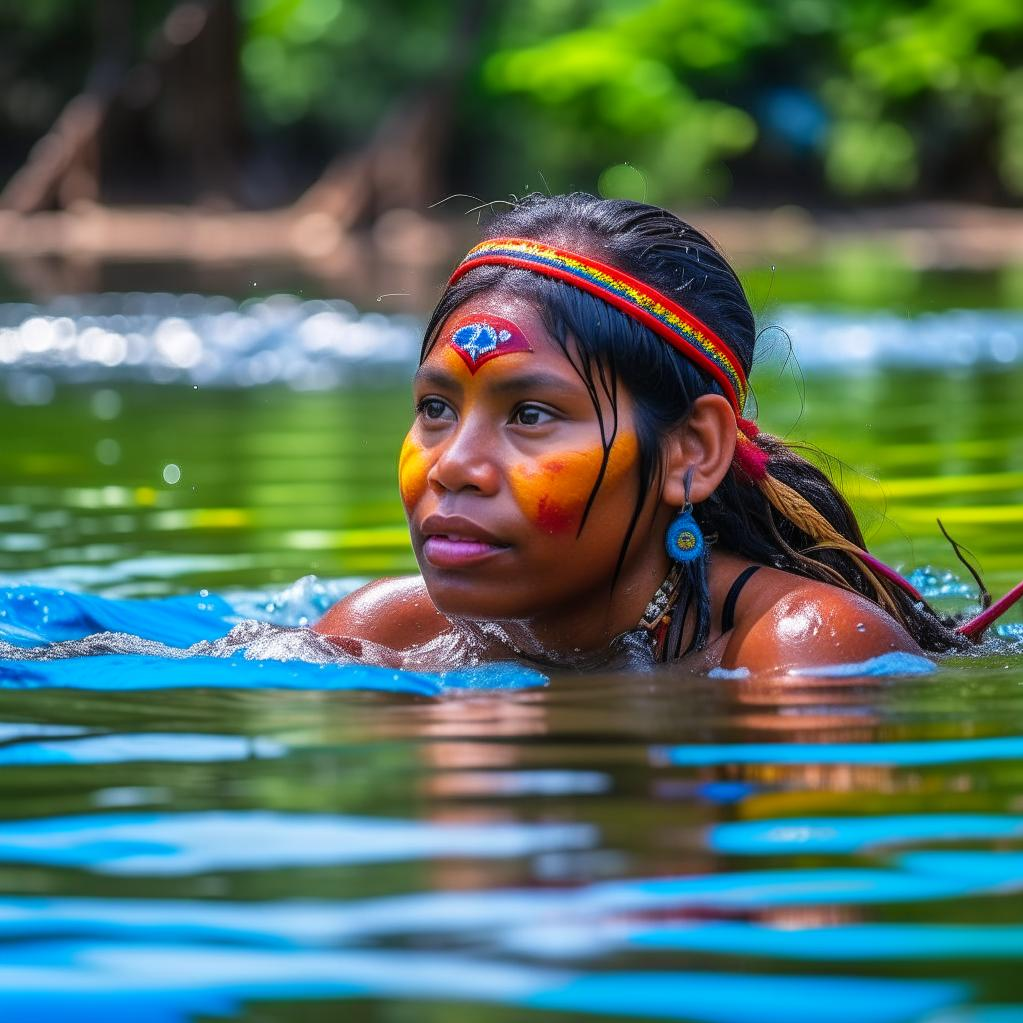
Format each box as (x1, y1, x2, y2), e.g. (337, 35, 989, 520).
(486, 371, 577, 396)
(413, 366, 462, 392)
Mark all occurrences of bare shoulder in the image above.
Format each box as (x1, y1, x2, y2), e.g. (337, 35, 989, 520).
(721, 571, 922, 675)
(312, 576, 450, 651)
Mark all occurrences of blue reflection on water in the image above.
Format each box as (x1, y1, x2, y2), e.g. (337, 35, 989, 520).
(788, 651, 936, 677)
(628, 921, 1023, 960)
(524, 972, 966, 1023)
(0, 811, 596, 874)
(655, 735, 1023, 766)
(1, 872, 1018, 948)
(898, 851, 1023, 885)
(0, 732, 284, 765)
(1, 585, 1021, 1021)
(0, 943, 969, 1023)
(1, 653, 445, 694)
(711, 814, 1023, 855)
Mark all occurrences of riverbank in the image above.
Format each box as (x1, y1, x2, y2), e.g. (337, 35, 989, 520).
(2, 200, 1021, 305)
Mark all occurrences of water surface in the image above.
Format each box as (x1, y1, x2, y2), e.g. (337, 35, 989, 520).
(1, 279, 1022, 1021)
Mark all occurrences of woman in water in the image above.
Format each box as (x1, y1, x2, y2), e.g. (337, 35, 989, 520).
(315, 193, 971, 674)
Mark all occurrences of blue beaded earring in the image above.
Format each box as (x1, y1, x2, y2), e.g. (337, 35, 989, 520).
(665, 470, 705, 564)
(662, 467, 711, 656)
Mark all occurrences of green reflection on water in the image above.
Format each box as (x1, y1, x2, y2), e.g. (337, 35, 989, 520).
(2, 357, 1023, 1021)
(2, 363, 1021, 598)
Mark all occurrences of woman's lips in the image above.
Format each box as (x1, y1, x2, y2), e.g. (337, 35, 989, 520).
(422, 534, 508, 568)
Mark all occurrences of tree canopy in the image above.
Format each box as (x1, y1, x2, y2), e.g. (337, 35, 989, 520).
(2, 0, 1021, 208)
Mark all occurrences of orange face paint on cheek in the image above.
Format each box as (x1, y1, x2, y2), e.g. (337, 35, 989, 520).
(398, 433, 430, 509)
(509, 434, 639, 536)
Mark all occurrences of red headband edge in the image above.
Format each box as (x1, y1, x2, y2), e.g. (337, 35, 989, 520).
(449, 246, 747, 416)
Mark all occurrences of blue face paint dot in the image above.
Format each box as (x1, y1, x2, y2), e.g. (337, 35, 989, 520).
(451, 323, 500, 364)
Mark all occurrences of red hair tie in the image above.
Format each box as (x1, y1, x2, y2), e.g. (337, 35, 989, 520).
(734, 416, 768, 484)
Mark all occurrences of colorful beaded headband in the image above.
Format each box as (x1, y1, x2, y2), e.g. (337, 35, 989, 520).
(448, 237, 750, 416)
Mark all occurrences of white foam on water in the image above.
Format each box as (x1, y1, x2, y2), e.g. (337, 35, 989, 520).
(775, 306, 1023, 371)
(0, 293, 422, 392)
(0, 294, 1021, 395)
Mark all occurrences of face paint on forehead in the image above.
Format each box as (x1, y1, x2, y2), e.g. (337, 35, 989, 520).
(446, 314, 532, 374)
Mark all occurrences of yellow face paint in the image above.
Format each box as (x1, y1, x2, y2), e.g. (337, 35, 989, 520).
(508, 433, 639, 535)
(398, 432, 430, 510)
(403, 345, 534, 514)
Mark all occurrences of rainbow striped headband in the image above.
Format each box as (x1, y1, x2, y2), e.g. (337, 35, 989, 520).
(448, 237, 749, 414)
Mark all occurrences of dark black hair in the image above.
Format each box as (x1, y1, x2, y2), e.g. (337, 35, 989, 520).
(421, 192, 966, 657)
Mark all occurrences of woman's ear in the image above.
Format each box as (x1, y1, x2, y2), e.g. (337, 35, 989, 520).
(661, 394, 737, 507)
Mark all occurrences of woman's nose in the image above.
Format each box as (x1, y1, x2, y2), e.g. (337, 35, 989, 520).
(427, 422, 501, 496)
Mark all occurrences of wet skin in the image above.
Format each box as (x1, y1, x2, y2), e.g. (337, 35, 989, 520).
(394, 294, 666, 648)
(316, 292, 922, 674)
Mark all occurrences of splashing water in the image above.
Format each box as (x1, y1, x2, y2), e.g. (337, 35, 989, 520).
(2, 294, 1021, 403)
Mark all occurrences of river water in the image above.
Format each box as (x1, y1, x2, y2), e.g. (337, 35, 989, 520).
(0, 275, 1021, 1022)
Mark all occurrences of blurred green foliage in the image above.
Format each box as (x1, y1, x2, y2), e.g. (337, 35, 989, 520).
(240, 0, 454, 133)
(2, 0, 1022, 204)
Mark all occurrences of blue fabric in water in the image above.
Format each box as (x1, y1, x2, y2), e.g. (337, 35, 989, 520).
(0, 586, 233, 648)
(0, 586, 547, 694)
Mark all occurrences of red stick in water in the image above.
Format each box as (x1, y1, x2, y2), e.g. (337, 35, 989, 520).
(957, 578, 1023, 641)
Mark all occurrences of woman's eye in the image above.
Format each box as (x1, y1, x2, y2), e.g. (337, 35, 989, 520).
(417, 398, 454, 422)
(513, 404, 554, 427)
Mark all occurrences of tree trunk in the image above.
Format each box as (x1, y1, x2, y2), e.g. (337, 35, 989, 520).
(297, 0, 489, 226)
(1, 0, 243, 213)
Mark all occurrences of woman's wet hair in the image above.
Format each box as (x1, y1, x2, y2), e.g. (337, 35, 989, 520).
(422, 192, 966, 657)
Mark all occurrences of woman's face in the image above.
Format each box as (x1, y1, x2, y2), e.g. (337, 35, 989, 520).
(399, 292, 668, 622)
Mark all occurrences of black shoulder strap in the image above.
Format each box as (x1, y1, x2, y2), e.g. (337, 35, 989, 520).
(721, 565, 761, 634)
